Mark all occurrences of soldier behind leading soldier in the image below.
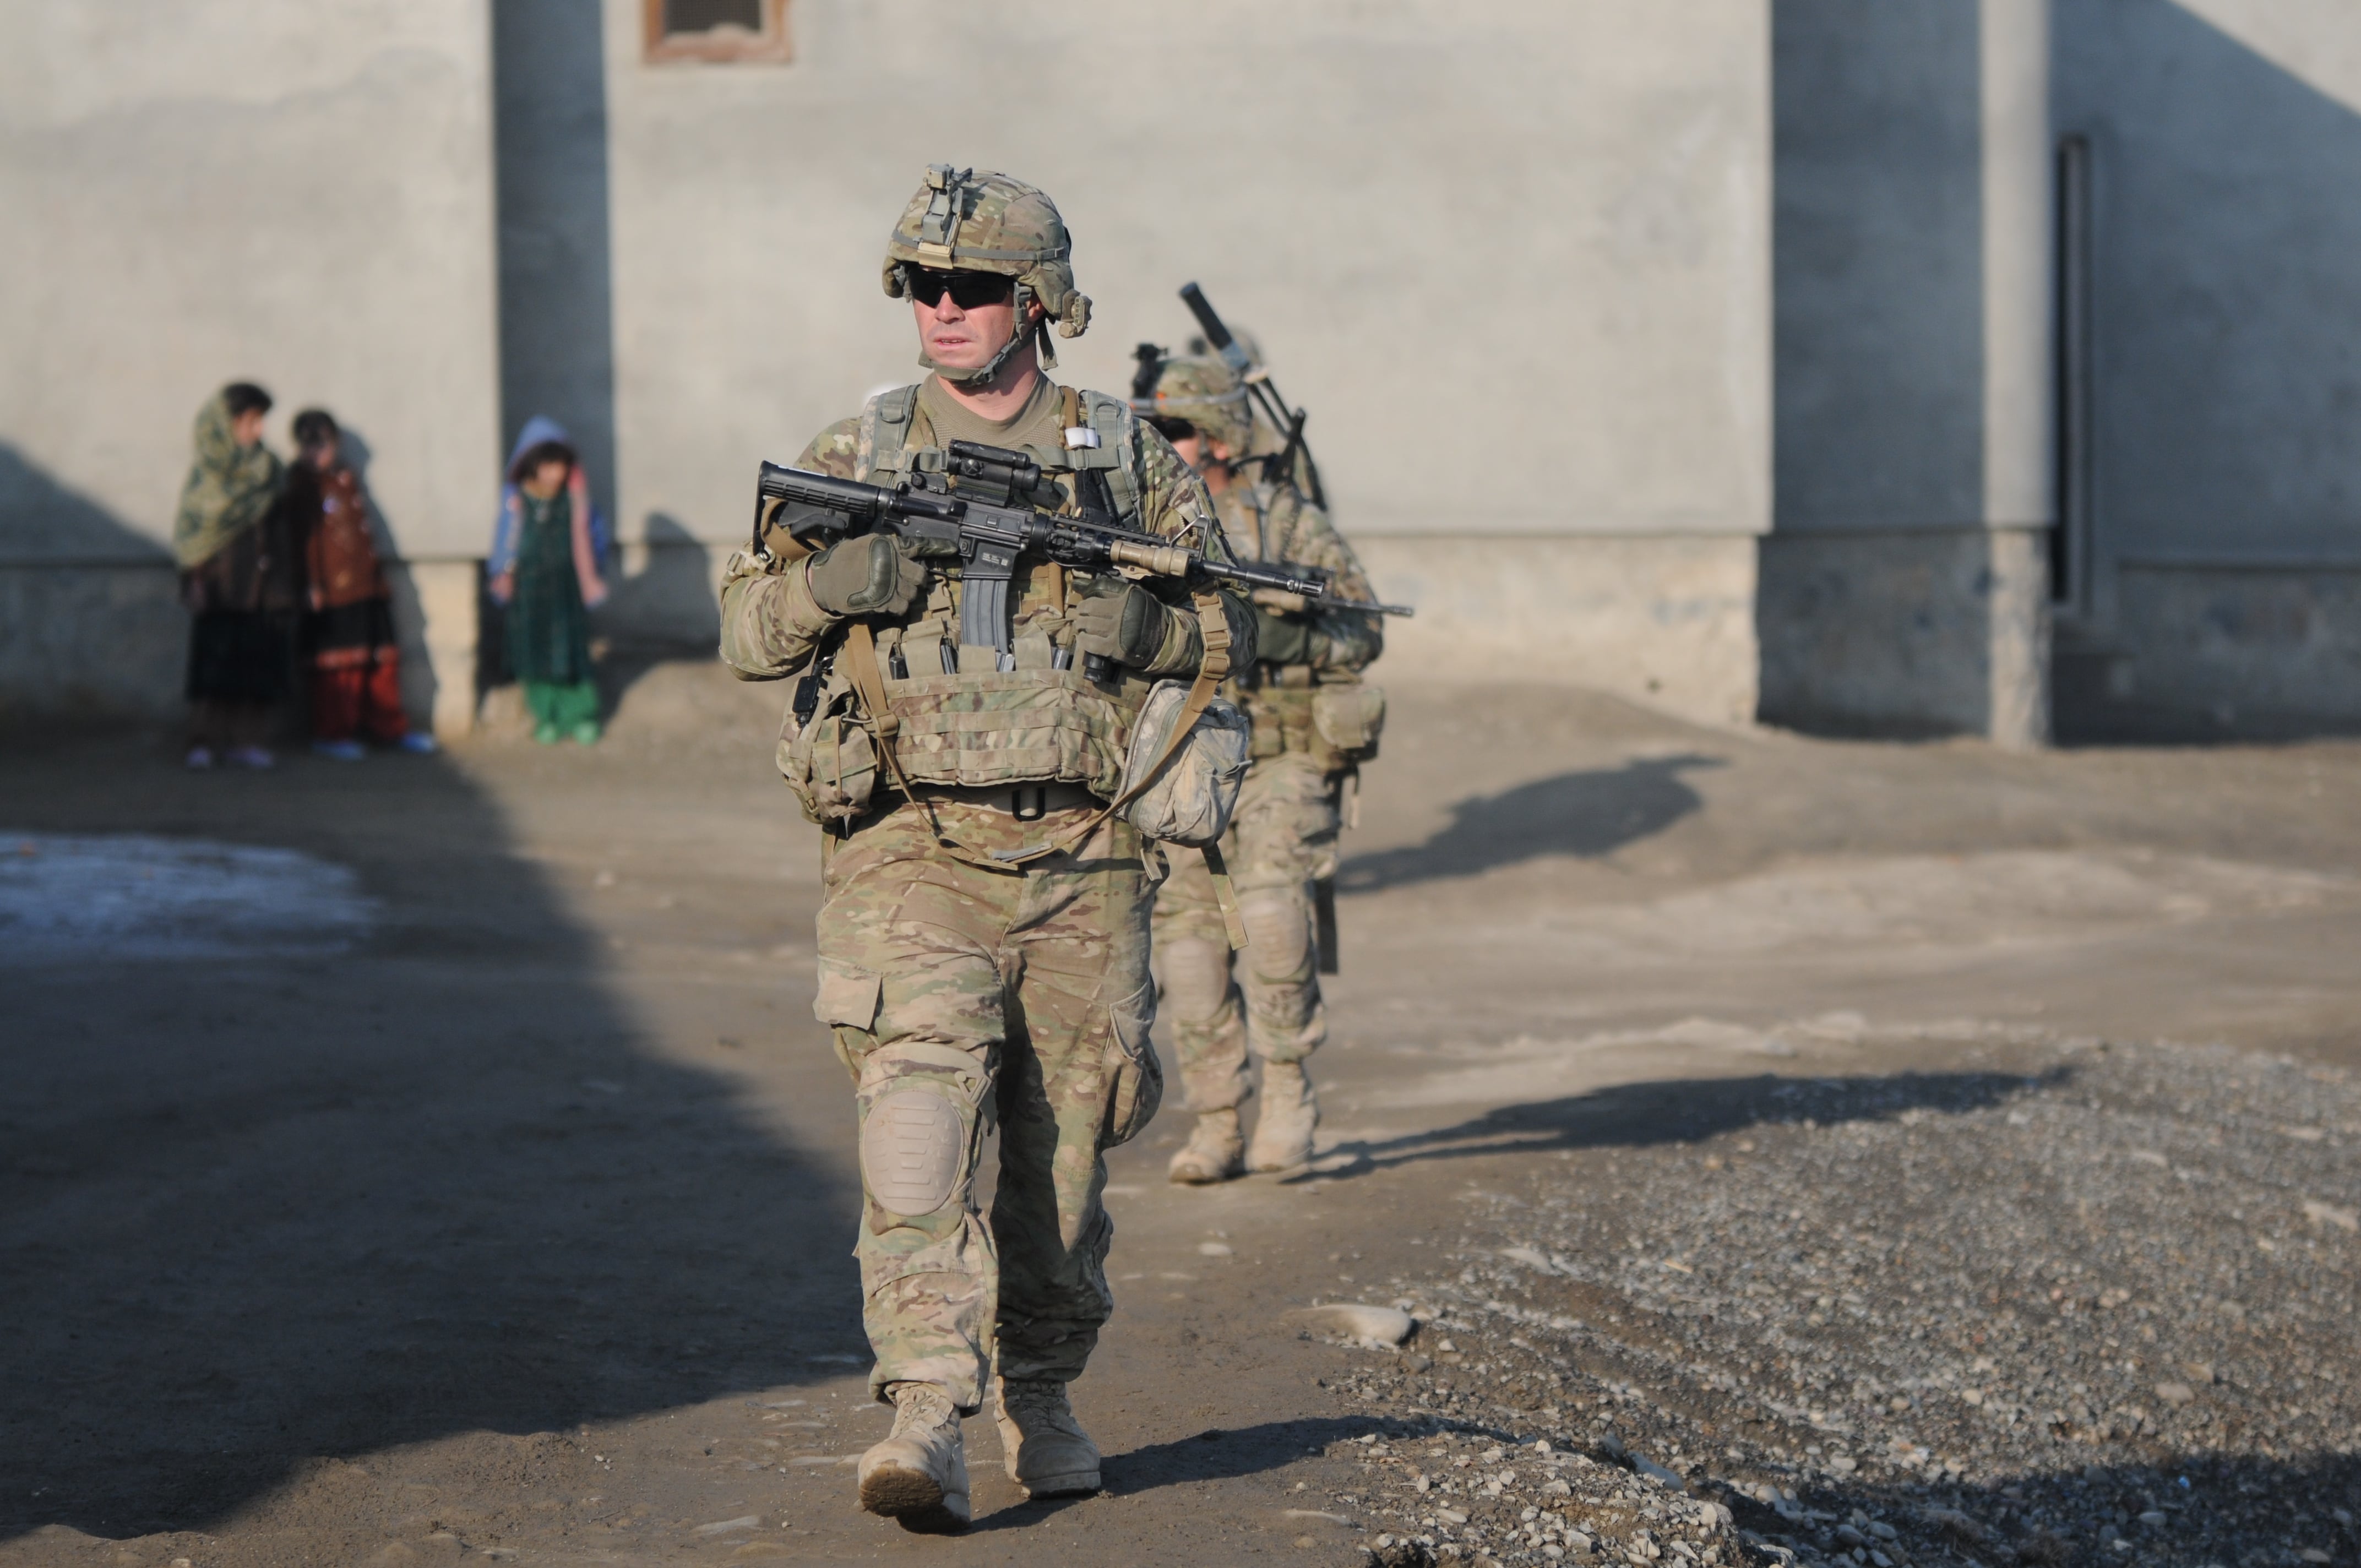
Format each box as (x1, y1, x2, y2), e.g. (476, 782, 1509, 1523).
(1133, 352, 1385, 1183)
(717, 167, 1255, 1533)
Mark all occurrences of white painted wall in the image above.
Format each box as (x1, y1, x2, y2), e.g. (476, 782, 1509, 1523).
(595, 0, 1772, 554)
(0, 2, 502, 565)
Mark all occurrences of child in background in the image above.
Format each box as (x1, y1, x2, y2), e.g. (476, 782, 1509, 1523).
(290, 409, 437, 759)
(489, 417, 607, 744)
(174, 382, 294, 769)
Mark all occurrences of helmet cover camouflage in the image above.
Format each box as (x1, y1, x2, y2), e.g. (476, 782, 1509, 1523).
(883, 165, 1091, 380)
(1130, 353, 1252, 454)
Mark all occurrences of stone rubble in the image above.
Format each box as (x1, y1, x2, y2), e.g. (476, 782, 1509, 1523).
(1312, 1036, 2357, 1568)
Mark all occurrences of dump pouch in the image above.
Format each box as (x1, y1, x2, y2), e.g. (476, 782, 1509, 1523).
(1114, 681, 1250, 848)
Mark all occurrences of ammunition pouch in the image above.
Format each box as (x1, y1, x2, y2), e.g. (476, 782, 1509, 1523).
(1310, 681, 1386, 770)
(1242, 673, 1385, 774)
(875, 663, 1143, 797)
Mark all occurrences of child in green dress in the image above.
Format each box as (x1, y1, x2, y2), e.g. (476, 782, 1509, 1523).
(489, 419, 607, 743)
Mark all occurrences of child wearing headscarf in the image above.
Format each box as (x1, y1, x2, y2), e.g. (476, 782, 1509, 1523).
(288, 409, 438, 759)
(174, 383, 294, 769)
(489, 417, 608, 744)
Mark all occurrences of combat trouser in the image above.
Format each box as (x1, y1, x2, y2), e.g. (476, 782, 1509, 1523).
(1149, 751, 1337, 1113)
(813, 792, 1163, 1413)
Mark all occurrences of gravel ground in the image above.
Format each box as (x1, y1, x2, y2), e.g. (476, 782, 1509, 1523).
(1304, 1033, 2359, 1568)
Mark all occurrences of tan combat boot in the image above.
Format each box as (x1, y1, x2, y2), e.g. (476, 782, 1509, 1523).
(1166, 1108, 1244, 1185)
(857, 1382, 970, 1533)
(993, 1376, 1102, 1499)
(1247, 1059, 1319, 1173)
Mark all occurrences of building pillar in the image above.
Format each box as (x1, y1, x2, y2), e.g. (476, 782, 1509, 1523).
(1981, 0, 2054, 746)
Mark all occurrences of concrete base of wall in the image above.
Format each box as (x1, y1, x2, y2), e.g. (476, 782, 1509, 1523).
(1354, 533, 1760, 729)
(601, 536, 724, 650)
(0, 556, 480, 741)
(393, 558, 482, 741)
(2057, 564, 2361, 741)
(0, 559, 184, 719)
(1756, 525, 2050, 745)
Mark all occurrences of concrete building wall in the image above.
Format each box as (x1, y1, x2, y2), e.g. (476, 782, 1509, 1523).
(2053, 0, 2361, 737)
(1761, 0, 2053, 745)
(578, 0, 1771, 722)
(0, 2, 502, 731)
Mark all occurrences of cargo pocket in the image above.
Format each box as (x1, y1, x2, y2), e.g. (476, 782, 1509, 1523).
(1099, 979, 1163, 1148)
(813, 955, 883, 1030)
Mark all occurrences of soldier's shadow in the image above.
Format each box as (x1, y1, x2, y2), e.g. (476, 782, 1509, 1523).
(1291, 1066, 2068, 1184)
(1335, 754, 1722, 893)
(967, 1412, 1486, 1532)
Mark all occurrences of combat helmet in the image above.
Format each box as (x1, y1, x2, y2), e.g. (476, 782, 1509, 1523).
(883, 164, 1091, 385)
(1128, 350, 1253, 455)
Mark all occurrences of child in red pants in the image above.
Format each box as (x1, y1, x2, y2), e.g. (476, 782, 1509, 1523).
(290, 410, 437, 759)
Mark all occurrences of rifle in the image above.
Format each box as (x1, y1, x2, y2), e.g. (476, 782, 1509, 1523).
(1178, 282, 1328, 509)
(756, 440, 1328, 684)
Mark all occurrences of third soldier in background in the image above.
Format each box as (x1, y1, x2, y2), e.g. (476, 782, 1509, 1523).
(1135, 351, 1384, 1182)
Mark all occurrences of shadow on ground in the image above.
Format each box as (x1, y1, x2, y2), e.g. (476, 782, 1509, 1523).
(1336, 754, 1722, 894)
(0, 725, 855, 1541)
(1301, 1069, 2066, 1182)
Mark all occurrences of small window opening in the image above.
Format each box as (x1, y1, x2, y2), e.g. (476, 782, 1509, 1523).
(644, 0, 790, 63)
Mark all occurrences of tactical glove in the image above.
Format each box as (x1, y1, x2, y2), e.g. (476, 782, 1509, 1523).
(805, 535, 928, 618)
(1252, 607, 1314, 667)
(1071, 576, 1176, 669)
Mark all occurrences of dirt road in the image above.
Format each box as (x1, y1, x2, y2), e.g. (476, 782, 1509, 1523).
(3, 668, 2355, 1566)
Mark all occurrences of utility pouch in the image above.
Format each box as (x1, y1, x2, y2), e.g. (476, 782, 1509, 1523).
(778, 679, 878, 826)
(1310, 682, 1386, 769)
(1115, 680, 1250, 848)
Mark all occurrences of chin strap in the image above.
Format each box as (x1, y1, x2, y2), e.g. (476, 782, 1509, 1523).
(933, 281, 1051, 387)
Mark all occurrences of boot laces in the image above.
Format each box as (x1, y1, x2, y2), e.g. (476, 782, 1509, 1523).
(1002, 1379, 1076, 1428)
(889, 1382, 958, 1436)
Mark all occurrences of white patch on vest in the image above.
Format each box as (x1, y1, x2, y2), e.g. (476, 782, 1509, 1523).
(0, 833, 374, 966)
(861, 1086, 965, 1216)
(1063, 426, 1100, 449)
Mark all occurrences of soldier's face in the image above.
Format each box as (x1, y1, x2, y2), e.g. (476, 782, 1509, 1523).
(915, 287, 1041, 373)
(1157, 422, 1236, 481)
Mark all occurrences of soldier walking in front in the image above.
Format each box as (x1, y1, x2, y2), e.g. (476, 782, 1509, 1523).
(1135, 353, 1385, 1183)
(718, 167, 1253, 1533)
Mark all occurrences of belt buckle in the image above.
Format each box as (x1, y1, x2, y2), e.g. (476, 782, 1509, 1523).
(1010, 786, 1048, 822)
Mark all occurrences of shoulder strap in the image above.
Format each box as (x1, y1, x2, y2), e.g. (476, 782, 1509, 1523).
(855, 385, 921, 481)
(1067, 389, 1145, 532)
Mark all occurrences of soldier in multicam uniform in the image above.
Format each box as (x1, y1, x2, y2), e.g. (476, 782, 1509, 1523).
(717, 168, 1254, 1533)
(1135, 353, 1384, 1183)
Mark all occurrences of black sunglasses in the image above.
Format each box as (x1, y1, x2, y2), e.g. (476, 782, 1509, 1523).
(1148, 417, 1199, 442)
(905, 266, 1016, 309)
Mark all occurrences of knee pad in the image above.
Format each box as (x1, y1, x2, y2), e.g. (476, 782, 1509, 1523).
(1155, 935, 1234, 1021)
(862, 1085, 967, 1217)
(1239, 894, 1313, 984)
